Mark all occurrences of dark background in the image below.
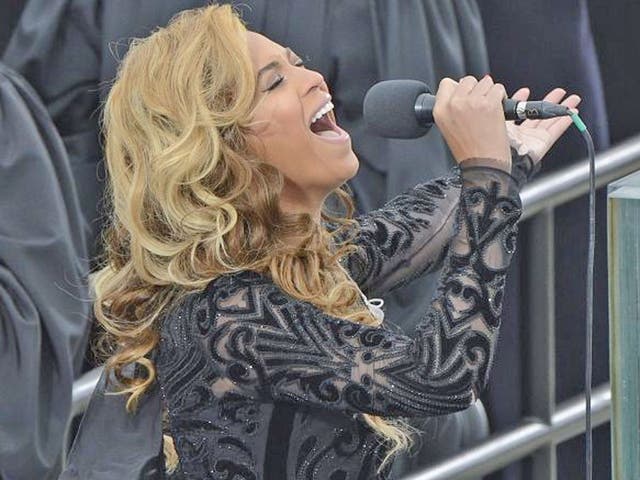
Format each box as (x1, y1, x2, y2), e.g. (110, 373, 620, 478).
(3, 0, 639, 142)
(588, 0, 640, 144)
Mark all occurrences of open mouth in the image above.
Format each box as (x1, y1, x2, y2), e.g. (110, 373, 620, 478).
(309, 109, 343, 139)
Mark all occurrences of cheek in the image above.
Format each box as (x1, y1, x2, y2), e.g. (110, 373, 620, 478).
(258, 97, 306, 138)
(252, 101, 313, 165)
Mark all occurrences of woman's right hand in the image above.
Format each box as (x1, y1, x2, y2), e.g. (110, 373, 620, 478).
(433, 75, 511, 172)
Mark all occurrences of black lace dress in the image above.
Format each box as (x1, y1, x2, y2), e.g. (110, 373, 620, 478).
(155, 160, 527, 479)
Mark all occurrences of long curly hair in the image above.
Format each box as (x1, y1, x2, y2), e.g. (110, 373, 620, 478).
(93, 3, 414, 473)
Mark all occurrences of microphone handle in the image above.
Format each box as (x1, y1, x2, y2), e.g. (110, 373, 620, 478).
(415, 93, 570, 123)
(503, 98, 571, 120)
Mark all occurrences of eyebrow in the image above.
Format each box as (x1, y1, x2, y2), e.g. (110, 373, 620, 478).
(257, 47, 295, 81)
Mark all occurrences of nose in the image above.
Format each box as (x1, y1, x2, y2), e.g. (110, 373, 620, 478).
(299, 67, 328, 97)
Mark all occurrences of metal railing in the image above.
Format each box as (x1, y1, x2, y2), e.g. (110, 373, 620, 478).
(521, 134, 640, 219)
(69, 134, 640, 478)
(402, 384, 611, 480)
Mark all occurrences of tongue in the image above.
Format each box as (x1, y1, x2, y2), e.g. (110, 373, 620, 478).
(316, 130, 341, 138)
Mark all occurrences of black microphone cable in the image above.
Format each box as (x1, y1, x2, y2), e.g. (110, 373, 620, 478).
(569, 112, 595, 480)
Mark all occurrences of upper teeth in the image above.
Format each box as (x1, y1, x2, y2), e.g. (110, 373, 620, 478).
(311, 101, 334, 124)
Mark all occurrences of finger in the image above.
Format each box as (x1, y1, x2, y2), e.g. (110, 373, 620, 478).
(436, 77, 458, 104)
(546, 95, 583, 138)
(487, 82, 508, 106)
(511, 87, 530, 102)
(470, 74, 494, 96)
(539, 116, 574, 144)
(534, 94, 582, 132)
(561, 93, 582, 110)
(563, 93, 582, 111)
(542, 94, 582, 128)
(457, 75, 479, 95)
(542, 87, 567, 105)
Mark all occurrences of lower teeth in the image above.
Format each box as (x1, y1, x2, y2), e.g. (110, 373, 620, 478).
(316, 130, 341, 138)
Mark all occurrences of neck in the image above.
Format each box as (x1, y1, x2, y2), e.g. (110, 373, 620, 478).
(278, 182, 326, 224)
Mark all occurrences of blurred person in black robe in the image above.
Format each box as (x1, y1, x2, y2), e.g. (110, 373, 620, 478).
(0, 63, 90, 480)
(0, 0, 26, 53)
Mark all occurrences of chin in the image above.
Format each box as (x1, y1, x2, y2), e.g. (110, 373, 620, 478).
(320, 151, 360, 192)
(344, 151, 360, 180)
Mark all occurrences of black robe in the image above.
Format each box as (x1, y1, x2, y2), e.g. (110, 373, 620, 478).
(0, 63, 90, 480)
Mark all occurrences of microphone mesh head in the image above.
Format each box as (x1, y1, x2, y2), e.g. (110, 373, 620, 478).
(363, 79, 430, 139)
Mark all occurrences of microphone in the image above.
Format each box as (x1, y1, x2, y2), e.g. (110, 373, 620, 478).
(363, 79, 572, 139)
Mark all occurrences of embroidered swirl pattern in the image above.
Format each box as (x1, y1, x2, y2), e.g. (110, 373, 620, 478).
(156, 165, 522, 479)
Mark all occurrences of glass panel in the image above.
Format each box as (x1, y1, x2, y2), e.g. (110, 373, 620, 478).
(608, 169, 640, 480)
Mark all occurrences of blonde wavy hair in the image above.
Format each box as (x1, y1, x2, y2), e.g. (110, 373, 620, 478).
(94, 3, 414, 474)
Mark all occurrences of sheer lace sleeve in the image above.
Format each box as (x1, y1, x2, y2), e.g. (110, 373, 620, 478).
(338, 175, 462, 298)
(338, 151, 534, 298)
(510, 147, 540, 188)
(157, 164, 522, 419)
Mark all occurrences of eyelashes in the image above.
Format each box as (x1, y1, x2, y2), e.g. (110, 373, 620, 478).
(266, 76, 284, 91)
(265, 60, 306, 91)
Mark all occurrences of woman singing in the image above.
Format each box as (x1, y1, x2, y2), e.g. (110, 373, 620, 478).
(88, 4, 580, 479)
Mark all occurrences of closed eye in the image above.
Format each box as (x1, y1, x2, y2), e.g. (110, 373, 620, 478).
(265, 60, 306, 91)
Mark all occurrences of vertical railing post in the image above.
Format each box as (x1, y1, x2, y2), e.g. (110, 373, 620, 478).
(523, 208, 557, 479)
